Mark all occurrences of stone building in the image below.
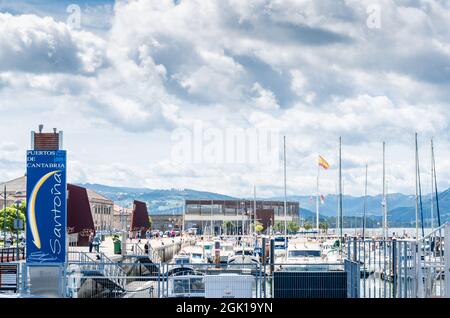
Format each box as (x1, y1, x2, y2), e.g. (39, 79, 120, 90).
(86, 189, 114, 232)
(112, 204, 132, 232)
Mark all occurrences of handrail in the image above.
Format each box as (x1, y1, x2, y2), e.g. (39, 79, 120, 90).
(0, 246, 25, 263)
(68, 251, 127, 291)
(421, 222, 448, 241)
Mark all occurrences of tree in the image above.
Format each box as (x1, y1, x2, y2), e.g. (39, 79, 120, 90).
(287, 221, 299, 233)
(303, 221, 313, 230)
(274, 221, 284, 232)
(148, 216, 152, 228)
(0, 202, 26, 234)
(254, 221, 264, 233)
(222, 221, 233, 235)
(319, 221, 329, 232)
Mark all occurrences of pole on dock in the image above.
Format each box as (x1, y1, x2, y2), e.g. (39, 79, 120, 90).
(392, 238, 397, 298)
(261, 237, 266, 265)
(445, 224, 450, 297)
(253, 185, 256, 237)
(270, 238, 275, 274)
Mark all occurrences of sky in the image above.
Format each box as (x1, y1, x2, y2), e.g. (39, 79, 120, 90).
(0, 0, 449, 198)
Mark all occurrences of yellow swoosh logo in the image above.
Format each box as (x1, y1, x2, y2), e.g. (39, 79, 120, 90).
(28, 170, 60, 249)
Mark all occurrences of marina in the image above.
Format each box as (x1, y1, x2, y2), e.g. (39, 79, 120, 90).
(0, 1, 449, 305)
(2, 223, 447, 299)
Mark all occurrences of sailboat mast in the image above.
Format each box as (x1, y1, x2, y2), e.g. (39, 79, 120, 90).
(335, 182, 339, 234)
(211, 199, 214, 236)
(386, 180, 389, 238)
(382, 142, 387, 241)
(363, 164, 368, 240)
(316, 157, 320, 232)
(431, 138, 441, 227)
(253, 184, 256, 236)
(338, 137, 343, 247)
(415, 133, 425, 238)
(283, 136, 288, 243)
(415, 133, 419, 239)
(430, 139, 434, 230)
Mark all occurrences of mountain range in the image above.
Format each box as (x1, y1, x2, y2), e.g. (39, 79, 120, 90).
(79, 183, 450, 227)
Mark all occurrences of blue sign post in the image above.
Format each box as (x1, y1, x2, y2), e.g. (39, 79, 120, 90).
(26, 150, 67, 264)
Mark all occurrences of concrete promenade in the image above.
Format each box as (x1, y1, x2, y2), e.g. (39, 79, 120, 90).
(69, 236, 185, 262)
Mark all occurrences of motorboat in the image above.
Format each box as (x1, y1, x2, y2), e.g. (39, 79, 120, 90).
(321, 239, 341, 263)
(167, 273, 205, 298)
(280, 241, 333, 271)
(228, 246, 259, 268)
(187, 246, 209, 264)
(273, 236, 288, 260)
(196, 241, 214, 263)
(174, 247, 208, 265)
(219, 241, 235, 263)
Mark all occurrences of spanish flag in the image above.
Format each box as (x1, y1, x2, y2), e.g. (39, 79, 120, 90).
(320, 195, 325, 204)
(319, 155, 330, 169)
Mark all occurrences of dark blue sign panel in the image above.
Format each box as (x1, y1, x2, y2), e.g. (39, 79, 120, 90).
(26, 150, 67, 264)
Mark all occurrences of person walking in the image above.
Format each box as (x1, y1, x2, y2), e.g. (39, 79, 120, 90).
(88, 232, 94, 253)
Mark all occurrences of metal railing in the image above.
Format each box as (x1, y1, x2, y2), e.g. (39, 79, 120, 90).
(66, 251, 127, 294)
(0, 247, 25, 263)
(66, 274, 159, 298)
(4, 225, 448, 299)
(63, 261, 355, 299)
(420, 223, 447, 298)
(344, 222, 448, 298)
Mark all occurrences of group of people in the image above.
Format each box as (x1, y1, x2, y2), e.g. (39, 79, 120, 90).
(86, 229, 179, 255)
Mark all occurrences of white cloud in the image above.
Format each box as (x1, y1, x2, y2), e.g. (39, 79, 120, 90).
(251, 82, 279, 110)
(0, 13, 106, 74)
(0, 0, 449, 198)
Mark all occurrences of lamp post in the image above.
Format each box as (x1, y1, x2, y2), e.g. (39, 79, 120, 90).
(240, 201, 245, 236)
(91, 204, 98, 233)
(121, 207, 125, 233)
(100, 205, 104, 233)
(1, 185, 7, 246)
(14, 197, 22, 260)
